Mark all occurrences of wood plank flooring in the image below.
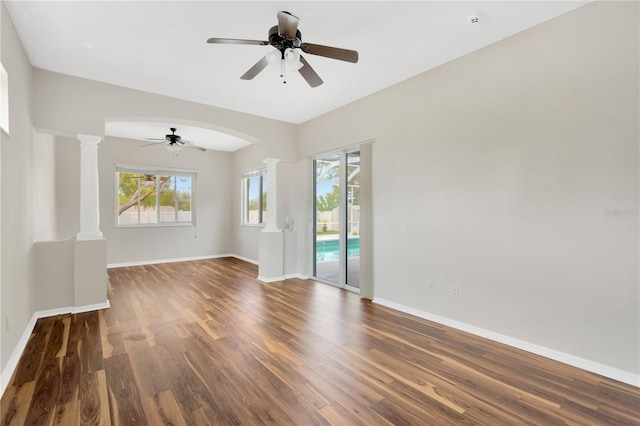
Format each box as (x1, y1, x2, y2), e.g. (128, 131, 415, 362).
(2, 257, 639, 425)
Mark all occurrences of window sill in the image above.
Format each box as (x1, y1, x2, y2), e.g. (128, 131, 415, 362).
(115, 222, 195, 229)
(242, 223, 266, 228)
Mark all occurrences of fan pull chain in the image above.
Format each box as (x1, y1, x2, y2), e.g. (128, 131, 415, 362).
(281, 57, 287, 84)
(280, 58, 287, 84)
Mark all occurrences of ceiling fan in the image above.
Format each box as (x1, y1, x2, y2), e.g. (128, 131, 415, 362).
(207, 11, 358, 87)
(143, 128, 206, 152)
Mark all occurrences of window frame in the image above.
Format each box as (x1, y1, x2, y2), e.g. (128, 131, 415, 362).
(1, 62, 9, 136)
(241, 168, 267, 227)
(115, 164, 196, 228)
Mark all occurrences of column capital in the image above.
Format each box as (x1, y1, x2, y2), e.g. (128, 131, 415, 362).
(77, 134, 102, 145)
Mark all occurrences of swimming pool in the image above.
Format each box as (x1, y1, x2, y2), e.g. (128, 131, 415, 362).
(316, 237, 360, 261)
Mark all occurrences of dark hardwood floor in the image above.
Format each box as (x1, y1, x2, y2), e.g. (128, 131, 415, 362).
(2, 257, 639, 425)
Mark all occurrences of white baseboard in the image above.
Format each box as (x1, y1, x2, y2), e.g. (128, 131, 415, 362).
(230, 254, 258, 265)
(107, 254, 257, 269)
(0, 301, 110, 398)
(284, 273, 310, 280)
(107, 254, 230, 268)
(257, 275, 285, 283)
(258, 273, 309, 282)
(72, 301, 111, 314)
(373, 298, 640, 388)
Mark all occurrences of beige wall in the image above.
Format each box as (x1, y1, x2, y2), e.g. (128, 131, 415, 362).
(31, 69, 299, 266)
(32, 131, 56, 241)
(1, 0, 36, 375)
(230, 144, 267, 262)
(102, 137, 234, 264)
(55, 135, 237, 265)
(1, 0, 3, 377)
(55, 136, 80, 239)
(297, 1, 639, 375)
(32, 69, 299, 161)
(34, 240, 73, 310)
(230, 143, 305, 267)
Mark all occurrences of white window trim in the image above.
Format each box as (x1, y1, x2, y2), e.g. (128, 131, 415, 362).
(115, 164, 197, 228)
(241, 168, 267, 227)
(1, 63, 9, 136)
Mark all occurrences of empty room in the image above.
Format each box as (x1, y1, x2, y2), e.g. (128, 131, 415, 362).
(0, 1, 638, 424)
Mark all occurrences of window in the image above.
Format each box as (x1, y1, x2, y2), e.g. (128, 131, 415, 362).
(1, 63, 9, 135)
(242, 169, 267, 225)
(116, 165, 195, 226)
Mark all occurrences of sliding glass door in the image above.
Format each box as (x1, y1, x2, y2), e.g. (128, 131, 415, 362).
(313, 150, 361, 291)
(345, 151, 361, 289)
(314, 154, 341, 284)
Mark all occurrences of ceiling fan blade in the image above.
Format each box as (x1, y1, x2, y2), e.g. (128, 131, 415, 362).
(207, 38, 268, 46)
(240, 55, 269, 80)
(277, 11, 299, 39)
(142, 141, 164, 147)
(144, 138, 166, 141)
(299, 55, 323, 88)
(182, 141, 207, 152)
(300, 43, 359, 63)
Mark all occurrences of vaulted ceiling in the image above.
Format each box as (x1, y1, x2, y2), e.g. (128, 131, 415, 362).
(6, 1, 587, 148)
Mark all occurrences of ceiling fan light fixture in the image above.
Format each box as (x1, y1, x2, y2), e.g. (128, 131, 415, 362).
(165, 143, 182, 152)
(266, 48, 303, 83)
(285, 48, 303, 71)
(266, 49, 280, 71)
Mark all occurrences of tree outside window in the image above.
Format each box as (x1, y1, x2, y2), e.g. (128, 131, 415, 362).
(117, 168, 194, 226)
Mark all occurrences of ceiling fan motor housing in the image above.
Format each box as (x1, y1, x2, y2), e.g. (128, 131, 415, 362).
(166, 127, 182, 144)
(268, 25, 302, 53)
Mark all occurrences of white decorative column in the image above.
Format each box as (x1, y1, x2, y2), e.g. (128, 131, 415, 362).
(258, 158, 284, 281)
(73, 134, 109, 311)
(76, 134, 103, 240)
(262, 157, 280, 232)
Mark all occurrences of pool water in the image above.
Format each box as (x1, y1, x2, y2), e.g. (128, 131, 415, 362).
(316, 237, 360, 261)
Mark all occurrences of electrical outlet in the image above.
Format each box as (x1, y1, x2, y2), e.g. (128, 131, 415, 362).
(427, 283, 435, 293)
(153, 244, 159, 251)
(451, 287, 460, 298)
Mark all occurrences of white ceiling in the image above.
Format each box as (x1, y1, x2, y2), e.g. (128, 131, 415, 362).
(6, 1, 587, 149)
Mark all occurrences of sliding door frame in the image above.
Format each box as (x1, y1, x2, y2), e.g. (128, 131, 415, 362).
(310, 141, 373, 298)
